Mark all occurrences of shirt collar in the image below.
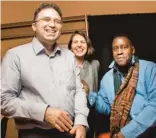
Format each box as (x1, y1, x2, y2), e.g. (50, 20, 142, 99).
(109, 55, 135, 69)
(51, 45, 61, 57)
(78, 60, 90, 69)
(32, 37, 61, 56)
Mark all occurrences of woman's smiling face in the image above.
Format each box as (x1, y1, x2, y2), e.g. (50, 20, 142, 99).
(71, 34, 88, 59)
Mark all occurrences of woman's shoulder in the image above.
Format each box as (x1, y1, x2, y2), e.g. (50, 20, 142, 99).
(92, 59, 100, 66)
(88, 59, 100, 70)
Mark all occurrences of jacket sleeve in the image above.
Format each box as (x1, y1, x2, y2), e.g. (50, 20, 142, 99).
(88, 76, 111, 115)
(121, 63, 156, 138)
(1, 50, 48, 122)
(95, 78, 111, 115)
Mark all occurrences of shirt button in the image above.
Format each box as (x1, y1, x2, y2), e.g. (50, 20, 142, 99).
(132, 115, 135, 118)
(90, 99, 93, 105)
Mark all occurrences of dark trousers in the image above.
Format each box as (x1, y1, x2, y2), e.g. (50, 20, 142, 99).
(18, 128, 75, 138)
(1, 117, 8, 138)
(86, 107, 96, 138)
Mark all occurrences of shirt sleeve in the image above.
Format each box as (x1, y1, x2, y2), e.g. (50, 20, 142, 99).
(121, 63, 156, 138)
(1, 50, 48, 122)
(73, 58, 89, 127)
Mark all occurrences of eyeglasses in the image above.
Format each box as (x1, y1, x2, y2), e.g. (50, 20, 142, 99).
(112, 45, 130, 52)
(35, 17, 62, 25)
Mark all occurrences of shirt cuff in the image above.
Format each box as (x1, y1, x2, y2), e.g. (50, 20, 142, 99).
(30, 103, 49, 122)
(88, 91, 97, 106)
(74, 114, 88, 128)
(121, 120, 143, 138)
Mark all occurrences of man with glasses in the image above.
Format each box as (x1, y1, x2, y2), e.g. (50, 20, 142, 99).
(89, 34, 156, 138)
(1, 3, 88, 138)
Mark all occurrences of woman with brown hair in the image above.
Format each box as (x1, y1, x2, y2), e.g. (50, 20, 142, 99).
(68, 30, 100, 138)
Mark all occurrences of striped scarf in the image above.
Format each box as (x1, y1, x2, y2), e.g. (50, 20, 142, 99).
(110, 57, 139, 137)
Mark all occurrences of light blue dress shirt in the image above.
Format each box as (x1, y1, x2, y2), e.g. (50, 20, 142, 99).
(89, 57, 156, 138)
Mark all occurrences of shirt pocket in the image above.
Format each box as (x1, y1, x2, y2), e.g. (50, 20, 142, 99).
(59, 70, 76, 90)
(131, 93, 146, 118)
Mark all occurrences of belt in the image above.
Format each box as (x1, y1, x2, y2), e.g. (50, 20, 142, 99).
(18, 127, 75, 138)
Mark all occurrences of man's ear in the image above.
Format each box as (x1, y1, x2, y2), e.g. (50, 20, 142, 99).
(32, 23, 36, 32)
